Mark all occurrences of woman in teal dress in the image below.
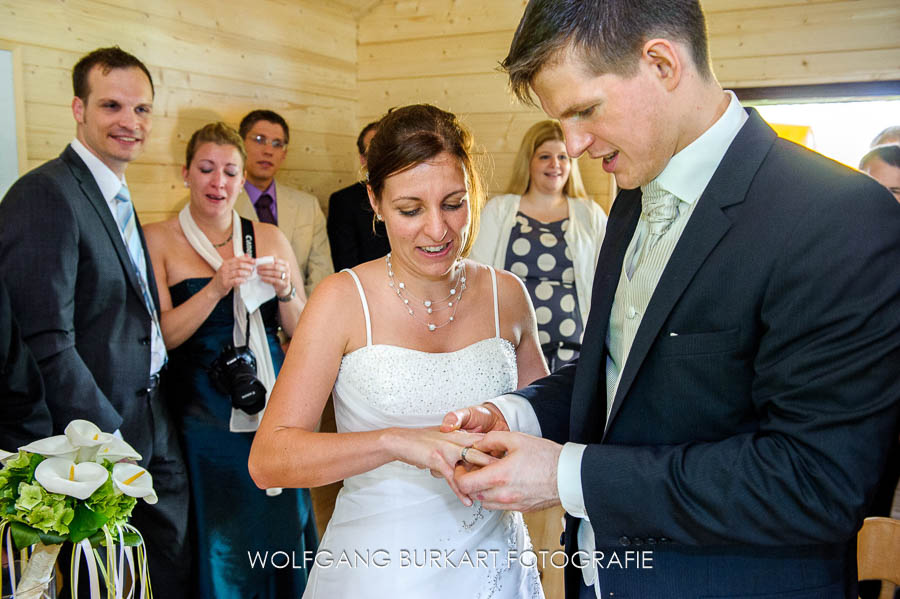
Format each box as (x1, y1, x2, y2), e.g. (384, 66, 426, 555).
(145, 122, 316, 598)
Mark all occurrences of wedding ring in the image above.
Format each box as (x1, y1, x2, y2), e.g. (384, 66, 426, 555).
(280, 271, 286, 280)
(460, 446, 470, 463)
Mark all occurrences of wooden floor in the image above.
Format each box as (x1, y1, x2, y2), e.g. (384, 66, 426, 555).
(308, 398, 565, 598)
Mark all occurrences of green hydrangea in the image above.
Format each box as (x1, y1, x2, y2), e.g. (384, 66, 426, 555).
(12, 481, 75, 534)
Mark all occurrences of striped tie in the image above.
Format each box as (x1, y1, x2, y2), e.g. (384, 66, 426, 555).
(624, 181, 680, 279)
(114, 185, 167, 368)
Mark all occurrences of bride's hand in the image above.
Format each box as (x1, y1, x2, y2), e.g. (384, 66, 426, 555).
(383, 428, 494, 506)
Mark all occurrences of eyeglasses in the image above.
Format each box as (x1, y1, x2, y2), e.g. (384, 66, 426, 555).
(249, 134, 287, 149)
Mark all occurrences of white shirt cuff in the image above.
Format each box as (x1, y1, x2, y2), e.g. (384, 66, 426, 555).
(489, 393, 541, 436)
(557, 442, 588, 519)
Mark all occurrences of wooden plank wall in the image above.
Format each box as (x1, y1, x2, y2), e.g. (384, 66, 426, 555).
(359, 0, 900, 213)
(0, 0, 360, 223)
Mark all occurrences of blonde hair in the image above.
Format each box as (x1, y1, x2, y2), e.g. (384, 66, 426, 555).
(505, 120, 587, 199)
(186, 122, 247, 168)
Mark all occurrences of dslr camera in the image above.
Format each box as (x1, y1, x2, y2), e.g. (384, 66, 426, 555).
(209, 344, 267, 414)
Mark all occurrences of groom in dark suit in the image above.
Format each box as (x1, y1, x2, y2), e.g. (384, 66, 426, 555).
(0, 47, 189, 597)
(446, 2, 900, 597)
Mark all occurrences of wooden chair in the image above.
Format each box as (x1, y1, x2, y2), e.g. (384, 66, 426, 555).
(858, 517, 900, 599)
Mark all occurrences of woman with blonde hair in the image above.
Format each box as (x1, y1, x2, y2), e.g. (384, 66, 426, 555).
(144, 122, 316, 598)
(471, 119, 606, 371)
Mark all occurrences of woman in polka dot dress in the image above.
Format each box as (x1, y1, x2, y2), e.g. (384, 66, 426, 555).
(471, 120, 607, 371)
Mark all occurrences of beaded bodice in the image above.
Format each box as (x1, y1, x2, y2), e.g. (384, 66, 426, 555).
(332, 267, 518, 432)
(334, 339, 517, 431)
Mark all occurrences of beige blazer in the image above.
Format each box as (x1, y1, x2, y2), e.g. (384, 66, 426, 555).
(236, 182, 333, 297)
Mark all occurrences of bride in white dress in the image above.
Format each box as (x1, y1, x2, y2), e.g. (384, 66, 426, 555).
(249, 104, 548, 598)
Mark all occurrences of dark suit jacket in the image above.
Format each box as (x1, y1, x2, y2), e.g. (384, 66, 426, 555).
(0, 278, 50, 450)
(0, 146, 162, 461)
(517, 110, 900, 598)
(326, 181, 391, 271)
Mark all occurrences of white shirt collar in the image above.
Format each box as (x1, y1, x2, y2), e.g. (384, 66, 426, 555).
(70, 138, 127, 202)
(649, 90, 748, 205)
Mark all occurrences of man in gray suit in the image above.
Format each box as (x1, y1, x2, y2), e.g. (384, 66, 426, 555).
(0, 46, 189, 597)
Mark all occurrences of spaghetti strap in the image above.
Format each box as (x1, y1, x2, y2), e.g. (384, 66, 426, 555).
(341, 269, 372, 346)
(487, 265, 500, 338)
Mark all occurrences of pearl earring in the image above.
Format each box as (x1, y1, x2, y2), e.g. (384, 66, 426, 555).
(375, 213, 384, 222)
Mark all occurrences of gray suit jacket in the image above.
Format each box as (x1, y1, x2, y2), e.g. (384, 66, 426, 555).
(236, 182, 333, 297)
(0, 145, 161, 460)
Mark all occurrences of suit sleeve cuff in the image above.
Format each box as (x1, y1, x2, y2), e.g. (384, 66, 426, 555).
(490, 394, 541, 436)
(557, 442, 588, 519)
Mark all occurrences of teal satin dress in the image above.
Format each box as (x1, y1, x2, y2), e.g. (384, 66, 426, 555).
(168, 278, 316, 599)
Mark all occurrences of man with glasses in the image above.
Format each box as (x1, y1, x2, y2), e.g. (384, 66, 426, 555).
(237, 110, 333, 297)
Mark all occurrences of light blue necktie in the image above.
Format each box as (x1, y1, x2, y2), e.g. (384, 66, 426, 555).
(114, 185, 167, 368)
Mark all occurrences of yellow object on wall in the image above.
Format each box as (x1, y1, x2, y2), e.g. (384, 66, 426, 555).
(771, 123, 817, 150)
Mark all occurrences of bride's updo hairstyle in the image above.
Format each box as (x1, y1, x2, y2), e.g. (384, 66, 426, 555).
(365, 104, 485, 258)
(185, 121, 247, 168)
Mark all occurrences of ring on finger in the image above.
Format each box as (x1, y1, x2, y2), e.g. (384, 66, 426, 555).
(460, 446, 471, 463)
(280, 271, 286, 280)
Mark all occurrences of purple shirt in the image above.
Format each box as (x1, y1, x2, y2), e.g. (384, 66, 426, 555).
(244, 180, 278, 223)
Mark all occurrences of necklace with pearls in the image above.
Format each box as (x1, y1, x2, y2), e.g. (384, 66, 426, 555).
(385, 253, 466, 331)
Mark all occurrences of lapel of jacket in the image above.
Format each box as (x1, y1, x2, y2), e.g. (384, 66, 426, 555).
(275, 181, 298, 238)
(62, 145, 145, 302)
(235, 188, 257, 222)
(602, 109, 777, 438)
(568, 187, 641, 443)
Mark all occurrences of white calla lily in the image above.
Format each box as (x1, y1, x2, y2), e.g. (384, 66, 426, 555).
(93, 435, 142, 463)
(64, 419, 106, 447)
(112, 463, 157, 505)
(19, 435, 78, 460)
(64, 420, 108, 462)
(34, 457, 109, 500)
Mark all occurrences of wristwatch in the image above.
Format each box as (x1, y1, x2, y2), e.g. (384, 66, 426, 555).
(277, 284, 296, 302)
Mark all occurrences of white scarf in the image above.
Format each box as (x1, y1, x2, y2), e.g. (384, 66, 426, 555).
(178, 205, 276, 432)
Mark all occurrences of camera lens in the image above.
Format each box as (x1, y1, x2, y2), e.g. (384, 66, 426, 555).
(209, 345, 268, 414)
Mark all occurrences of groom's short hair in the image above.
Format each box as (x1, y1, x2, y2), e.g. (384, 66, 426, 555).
(501, 0, 713, 105)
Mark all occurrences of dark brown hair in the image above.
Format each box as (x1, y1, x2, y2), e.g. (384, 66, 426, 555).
(356, 121, 380, 155)
(239, 110, 290, 144)
(860, 144, 900, 170)
(365, 104, 484, 257)
(72, 46, 154, 102)
(185, 122, 247, 168)
(501, 0, 713, 105)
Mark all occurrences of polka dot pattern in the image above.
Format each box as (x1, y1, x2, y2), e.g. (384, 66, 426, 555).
(504, 211, 584, 371)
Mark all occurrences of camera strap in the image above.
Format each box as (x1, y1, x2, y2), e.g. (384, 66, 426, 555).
(241, 216, 255, 341)
(240, 216, 257, 258)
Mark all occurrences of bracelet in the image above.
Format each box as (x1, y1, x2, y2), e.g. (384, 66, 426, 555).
(277, 284, 296, 303)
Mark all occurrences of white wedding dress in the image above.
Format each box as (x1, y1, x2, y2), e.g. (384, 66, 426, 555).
(302, 267, 544, 599)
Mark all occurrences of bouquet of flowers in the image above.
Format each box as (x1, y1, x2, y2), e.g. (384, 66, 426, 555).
(1, 420, 157, 599)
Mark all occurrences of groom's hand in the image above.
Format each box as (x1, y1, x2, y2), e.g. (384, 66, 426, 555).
(455, 431, 562, 513)
(440, 402, 510, 434)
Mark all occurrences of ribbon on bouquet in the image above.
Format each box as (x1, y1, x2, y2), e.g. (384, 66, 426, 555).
(71, 523, 151, 599)
(1, 520, 60, 599)
(0, 519, 150, 599)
